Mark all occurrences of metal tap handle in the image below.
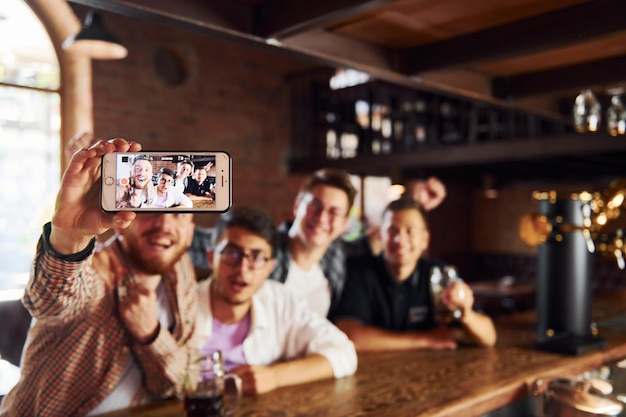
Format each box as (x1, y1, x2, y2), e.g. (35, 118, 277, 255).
(615, 249, 625, 270)
(614, 230, 624, 269)
(582, 228, 596, 253)
(580, 202, 596, 253)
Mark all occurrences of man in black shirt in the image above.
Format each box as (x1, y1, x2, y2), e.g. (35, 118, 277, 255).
(185, 166, 215, 201)
(332, 198, 496, 352)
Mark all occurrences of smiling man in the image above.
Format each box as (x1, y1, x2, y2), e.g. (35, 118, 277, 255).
(0, 139, 197, 417)
(196, 206, 357, 395)
(268, 170, 447, 320)
(269, 169, 357, 318)
(174, 159, 194, 194)
(332, 197, 496, 352)
(153, 167, 192, 208)
(185, 165, 215, 202)
(116, 154, 156, 208)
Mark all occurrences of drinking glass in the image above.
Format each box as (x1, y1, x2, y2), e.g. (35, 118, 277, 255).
(607, 93, 626, 136)
(429, 265, 465, 324)
(573, 89, 601, 133)
(182, 350, 242, 417)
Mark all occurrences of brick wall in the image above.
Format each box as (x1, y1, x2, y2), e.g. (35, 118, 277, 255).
(80, 8, 626, 268)
(87, 9, 318, 227)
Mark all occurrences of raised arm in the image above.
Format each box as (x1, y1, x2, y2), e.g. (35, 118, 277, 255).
(25, 138, 142, 317)
(50, 138, 140, 254)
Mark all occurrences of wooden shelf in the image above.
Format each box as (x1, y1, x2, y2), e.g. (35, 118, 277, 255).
(289, 78, 626, 185)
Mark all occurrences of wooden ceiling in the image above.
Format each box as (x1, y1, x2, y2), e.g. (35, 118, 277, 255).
(68, 0, 626, 110)
(67, 0, 626, 185)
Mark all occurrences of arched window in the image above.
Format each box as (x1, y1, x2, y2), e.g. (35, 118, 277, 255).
(0, 0, 60, 297)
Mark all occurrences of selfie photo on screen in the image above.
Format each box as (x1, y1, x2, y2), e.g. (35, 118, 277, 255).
(101, 151, 231, 213)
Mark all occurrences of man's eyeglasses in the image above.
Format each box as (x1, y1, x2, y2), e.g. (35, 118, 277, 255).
(159, 178, 174, 185)
(219, 245, 270, 270)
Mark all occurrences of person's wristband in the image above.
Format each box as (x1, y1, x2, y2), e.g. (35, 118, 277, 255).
(42, 222, 95, 262)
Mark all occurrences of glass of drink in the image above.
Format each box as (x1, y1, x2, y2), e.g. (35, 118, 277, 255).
(429, 265, 465, 324)
(182, 350, 242, 417)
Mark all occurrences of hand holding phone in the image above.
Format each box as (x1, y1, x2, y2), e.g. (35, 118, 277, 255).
(101, 151, 232, 213)
(52, 138, 140, 254)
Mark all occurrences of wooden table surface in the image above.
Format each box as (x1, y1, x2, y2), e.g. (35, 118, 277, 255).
(102, 289, 626, 417)
(191, 199, 215, 209)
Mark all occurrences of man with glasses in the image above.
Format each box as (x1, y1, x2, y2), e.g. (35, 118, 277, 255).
(152, 167, 192, 208)
(196, 207, 357, 395)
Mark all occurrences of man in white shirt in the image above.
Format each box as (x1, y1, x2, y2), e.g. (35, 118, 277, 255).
(269, 169, 357, 319)
(174, 159, 194, 194)
(196, 206, 357, 395)
(152, 168, 192, 208)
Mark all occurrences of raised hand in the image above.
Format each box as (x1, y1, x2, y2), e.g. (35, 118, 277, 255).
(412, 176, 446, 211)
(50, 138, 141, 254)
(442, 280, 474, 316)
(65, 131, 97, 162)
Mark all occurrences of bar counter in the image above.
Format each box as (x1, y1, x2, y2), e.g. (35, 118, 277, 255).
(102, 289, 626, 417)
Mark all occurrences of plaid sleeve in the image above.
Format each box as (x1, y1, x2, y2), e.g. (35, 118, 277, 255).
(23, 222, 97, 319)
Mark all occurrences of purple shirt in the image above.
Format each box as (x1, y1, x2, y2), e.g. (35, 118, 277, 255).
(201, 313, 251, 371)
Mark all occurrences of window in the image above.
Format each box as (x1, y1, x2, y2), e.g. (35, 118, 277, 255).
(0, 0, 60, 297)
(342, 175, 397, 242)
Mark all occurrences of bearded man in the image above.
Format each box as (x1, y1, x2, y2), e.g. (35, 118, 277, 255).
(0, 138, 197, 417)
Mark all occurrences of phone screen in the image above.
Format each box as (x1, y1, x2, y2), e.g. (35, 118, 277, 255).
(101, 151, 231, 212)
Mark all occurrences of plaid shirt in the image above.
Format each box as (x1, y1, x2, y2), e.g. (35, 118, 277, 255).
(268, 222, 348, 318)
(0, 223, 197, 417)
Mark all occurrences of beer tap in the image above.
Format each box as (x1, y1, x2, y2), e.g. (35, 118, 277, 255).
(520, 180, 626, 269)
(517, 179, 626, 355)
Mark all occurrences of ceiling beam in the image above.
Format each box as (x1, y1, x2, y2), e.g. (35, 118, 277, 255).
(278, 27, 401, 73)
(254, 0, 394, 39)
(67, 0, 256, 39)
(404, 0, 626, 75)
(66, 0, 409, 92)
(493, 55, 626, 100)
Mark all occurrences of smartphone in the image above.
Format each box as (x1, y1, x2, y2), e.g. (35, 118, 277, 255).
(101, 151, 231, 212)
